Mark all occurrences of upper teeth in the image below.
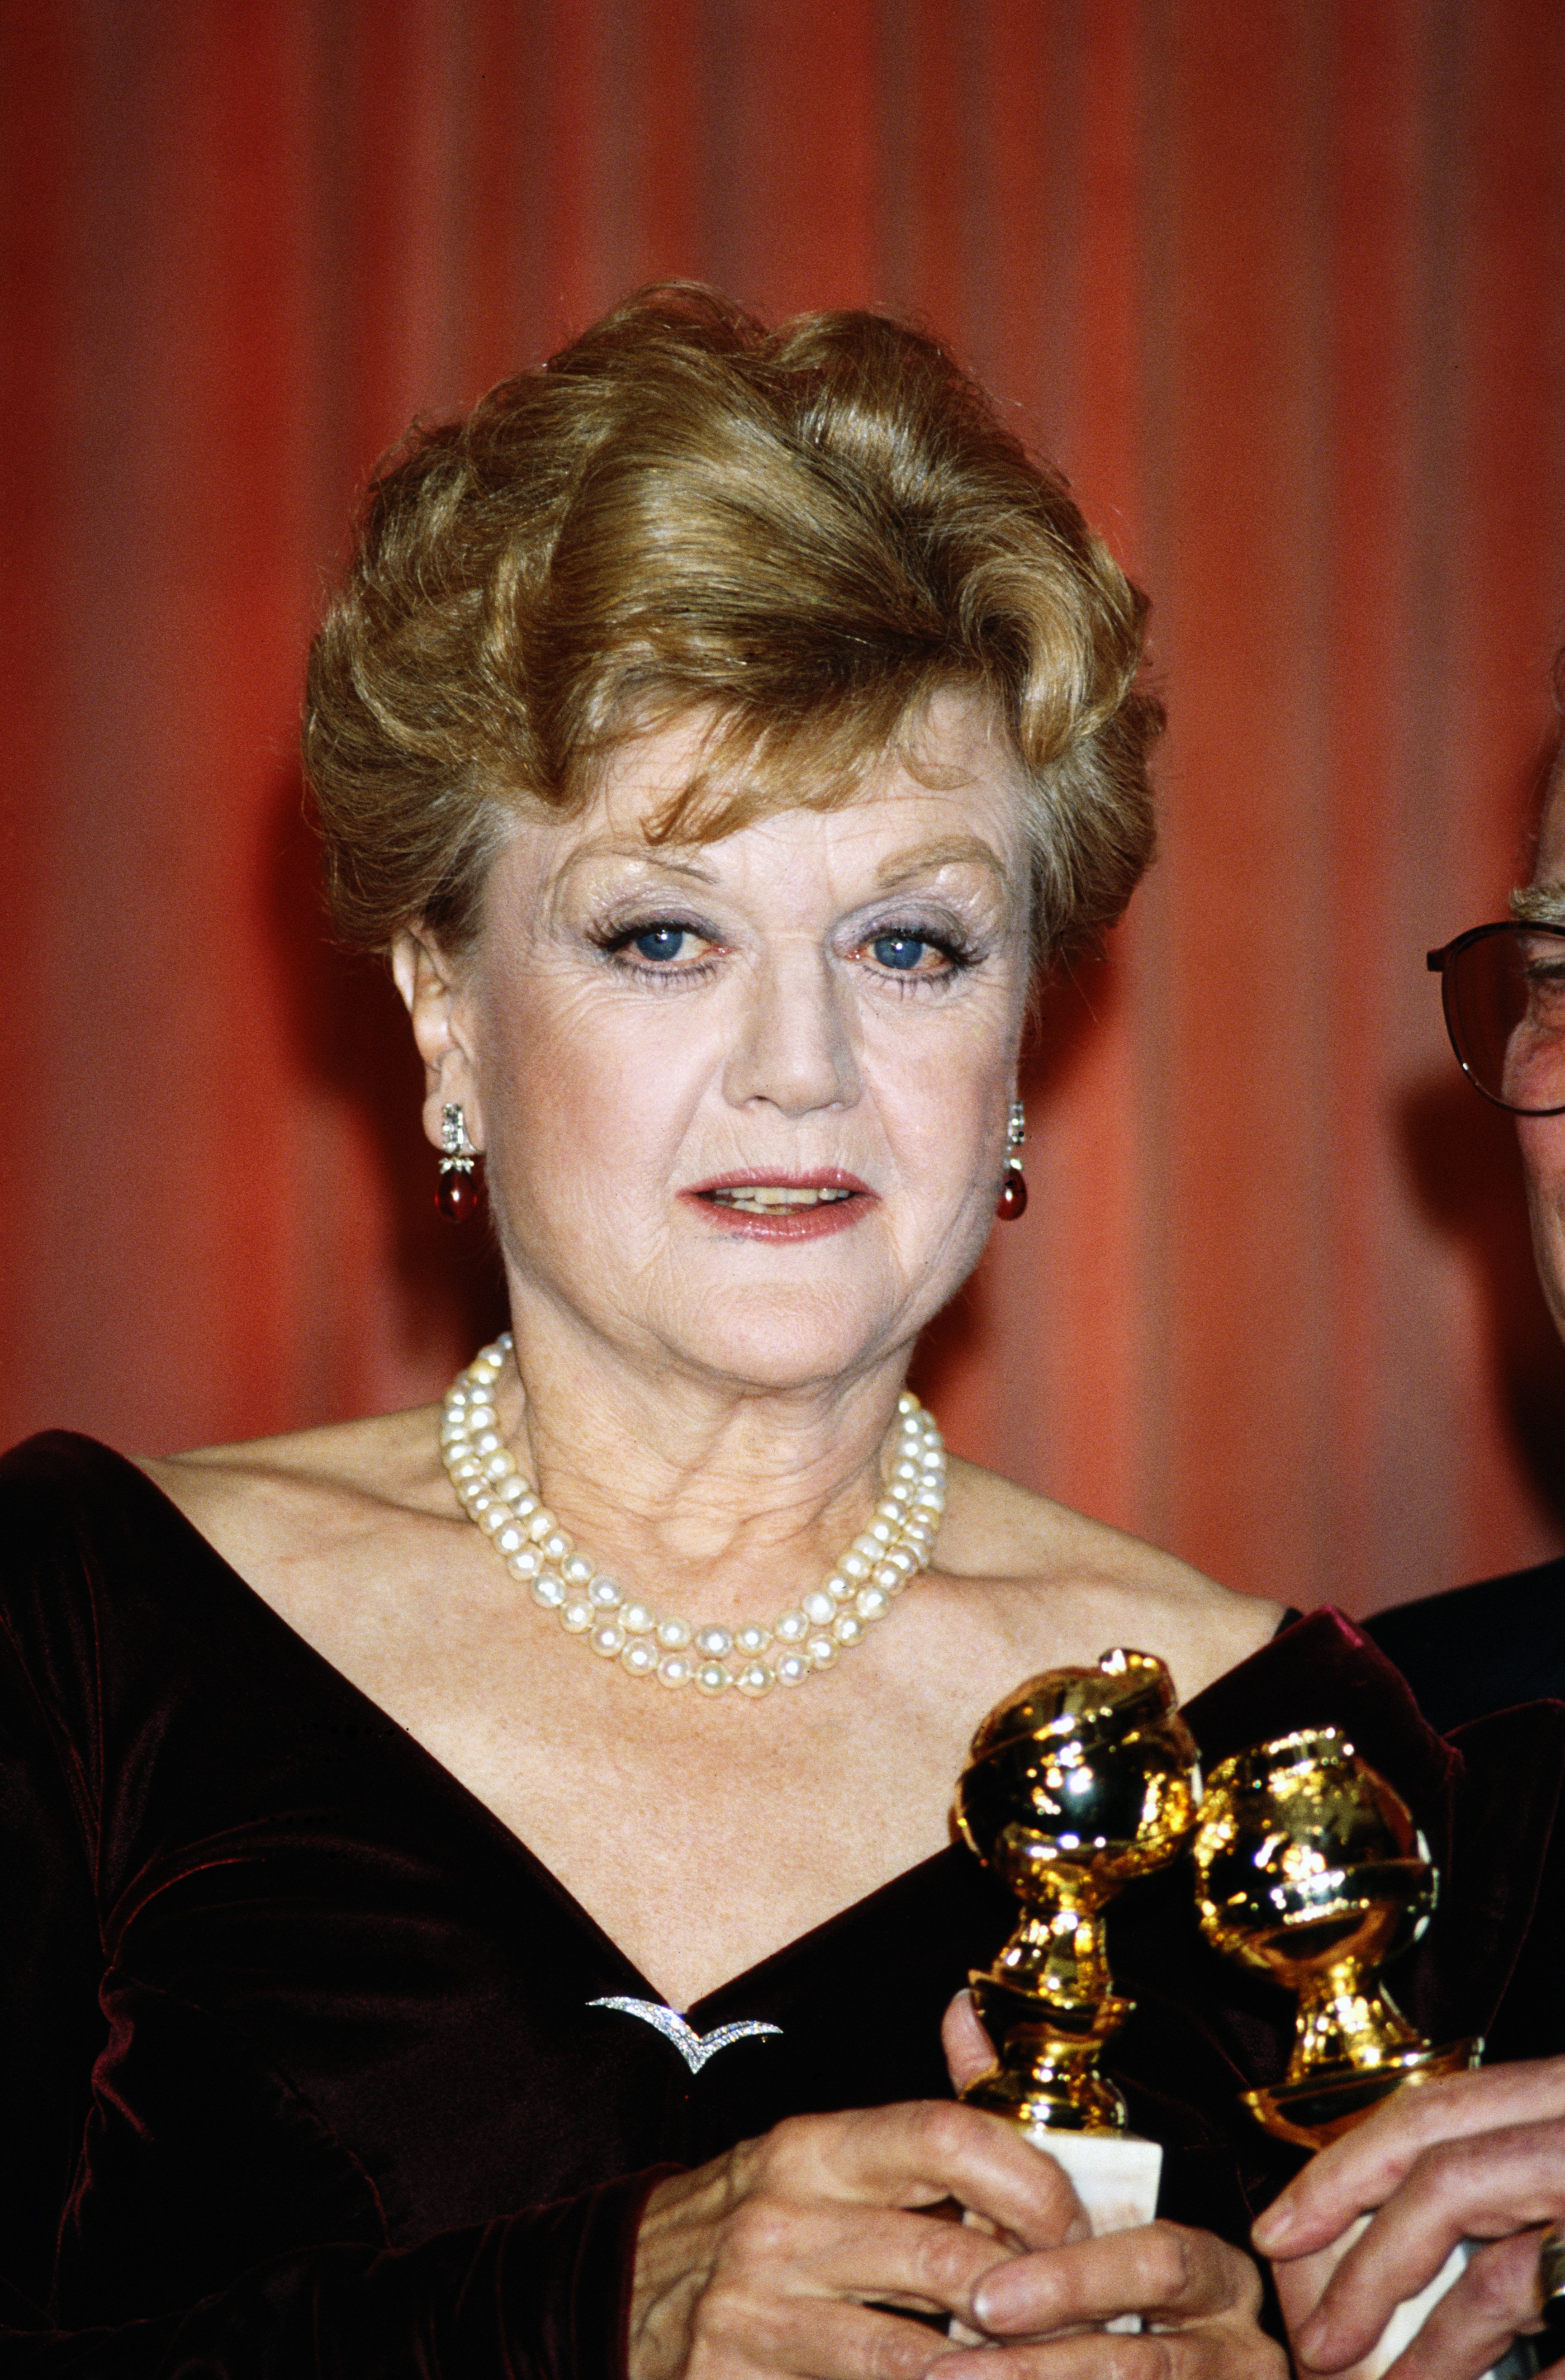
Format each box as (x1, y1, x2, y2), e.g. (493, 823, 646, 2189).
(712, 1185, 852, 1207)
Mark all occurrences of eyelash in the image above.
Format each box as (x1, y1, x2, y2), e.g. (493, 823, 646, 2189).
(591, 916, 984, 991)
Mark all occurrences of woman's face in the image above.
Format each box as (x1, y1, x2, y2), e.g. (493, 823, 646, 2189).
(422, 691, 1033, 1395)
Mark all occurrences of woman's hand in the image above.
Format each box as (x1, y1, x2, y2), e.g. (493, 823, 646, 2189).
(1251, 2058, 1565, 2377)
(631, 2082, 1285, 2380)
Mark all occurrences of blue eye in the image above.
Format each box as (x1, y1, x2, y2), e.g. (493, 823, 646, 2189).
(872, 934, 928, 972)
(633, 926, 687, 963)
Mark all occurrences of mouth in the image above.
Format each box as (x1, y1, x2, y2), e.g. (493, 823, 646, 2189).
(683, 1171, 875, 1238)
(709, 1184, 854, 1213)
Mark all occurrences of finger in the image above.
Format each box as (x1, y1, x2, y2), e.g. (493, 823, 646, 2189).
(713, 2196, 1021, 2319)
(754, 2103, 1090, 2252)
(1286, 2125, 1565, 2368)
(1377, 2231, 1550, 2380)
(942, 1991, 996, 2096)
(938, 2320, 1289, 2380)
(1254, 2062, 1565, 2257)
(969, 2224, 1261, 2339)
(694, 2284, 978, 2380)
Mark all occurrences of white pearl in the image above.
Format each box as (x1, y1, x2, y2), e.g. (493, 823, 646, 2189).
(441, 1342, 943, 1701)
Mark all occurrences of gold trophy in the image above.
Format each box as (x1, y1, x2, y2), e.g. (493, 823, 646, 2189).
(1190, 1726, 1477, 2148)
(1193, 1727, 1487, 2380)
(953, 1649, 1201, 2254)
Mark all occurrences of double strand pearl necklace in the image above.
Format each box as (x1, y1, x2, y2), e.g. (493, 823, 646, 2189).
(440, 1333, 948, 1697)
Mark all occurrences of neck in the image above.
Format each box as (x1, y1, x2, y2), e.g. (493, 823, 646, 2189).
(490, 1325, 918, 1623)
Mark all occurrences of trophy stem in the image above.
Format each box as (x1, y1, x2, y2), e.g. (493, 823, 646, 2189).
(1290, 1964, 1426, 2084)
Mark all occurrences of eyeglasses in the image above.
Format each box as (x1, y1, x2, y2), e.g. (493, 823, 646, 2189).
(1427, 920, 1565, 1115)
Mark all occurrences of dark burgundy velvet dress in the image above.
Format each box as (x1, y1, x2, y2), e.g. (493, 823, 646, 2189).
(3, 1430, 1564, 2377)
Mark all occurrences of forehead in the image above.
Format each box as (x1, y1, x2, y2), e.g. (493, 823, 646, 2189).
(504, 689, 1030, 896)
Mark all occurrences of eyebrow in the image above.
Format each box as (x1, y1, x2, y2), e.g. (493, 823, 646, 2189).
(562, 843, 719, 887)
(873, 836, 1009, 890)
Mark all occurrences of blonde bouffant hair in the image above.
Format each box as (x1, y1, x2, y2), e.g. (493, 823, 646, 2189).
(304, 284, 1161, 962)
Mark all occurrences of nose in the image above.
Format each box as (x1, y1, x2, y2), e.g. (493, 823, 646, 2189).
(721, 940, 861, 1117)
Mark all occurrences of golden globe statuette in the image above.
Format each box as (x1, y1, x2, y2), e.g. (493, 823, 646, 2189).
(953, 1650, 1201, 2266)
(1193, 1727, 1489, 2380)
(1190, 1726, 1476, 2147)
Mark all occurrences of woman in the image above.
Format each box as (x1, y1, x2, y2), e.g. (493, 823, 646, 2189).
(2, 286, 1553, 2379)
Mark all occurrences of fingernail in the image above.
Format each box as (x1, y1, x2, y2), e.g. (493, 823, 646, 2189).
(1295, 2314, 1327, 2361)
(1252, 2206, 1293, 2252)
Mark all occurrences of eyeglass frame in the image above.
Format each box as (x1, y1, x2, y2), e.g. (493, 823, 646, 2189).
(1427, 918, 1565, 1117)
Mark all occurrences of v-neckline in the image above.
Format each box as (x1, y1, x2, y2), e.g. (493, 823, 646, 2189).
(108, 1436, 967, 2019)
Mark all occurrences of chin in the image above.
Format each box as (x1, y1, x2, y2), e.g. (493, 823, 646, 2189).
(656, 1285, 905, 1392)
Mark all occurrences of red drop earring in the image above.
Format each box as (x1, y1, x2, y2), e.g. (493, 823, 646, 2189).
(996, 1100, 1027, 1220)
(436, 1102, 479, 1220)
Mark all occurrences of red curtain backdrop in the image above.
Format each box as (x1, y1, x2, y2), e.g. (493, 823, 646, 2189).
(4, 0, 1565, 1616)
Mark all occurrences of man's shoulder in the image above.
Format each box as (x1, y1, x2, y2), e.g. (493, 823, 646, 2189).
(1364, 1555, 1565, 1735)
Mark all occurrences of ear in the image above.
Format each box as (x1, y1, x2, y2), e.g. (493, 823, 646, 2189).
(391, 929, 486, 1154)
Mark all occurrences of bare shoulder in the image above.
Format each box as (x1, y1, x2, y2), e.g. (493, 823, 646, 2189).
(135, 1406, 451, 1582)
(935, 1456, 1284, 1703)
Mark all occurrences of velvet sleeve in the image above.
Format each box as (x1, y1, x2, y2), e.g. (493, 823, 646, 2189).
(0, 1615, 675, 2377)
(0, 2169, 673, 2378)
(0, 1451, 682, 2380)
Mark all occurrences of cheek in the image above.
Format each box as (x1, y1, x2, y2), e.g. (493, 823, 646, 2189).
(862, 1000, 1019, 1167)
(474, 979, 717, 1187)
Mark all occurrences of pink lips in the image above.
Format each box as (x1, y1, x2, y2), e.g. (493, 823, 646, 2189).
(681, 1169, 877, 1241)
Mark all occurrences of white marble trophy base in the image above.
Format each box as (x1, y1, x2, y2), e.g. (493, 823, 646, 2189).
(951, 2128, 1163, 2345)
